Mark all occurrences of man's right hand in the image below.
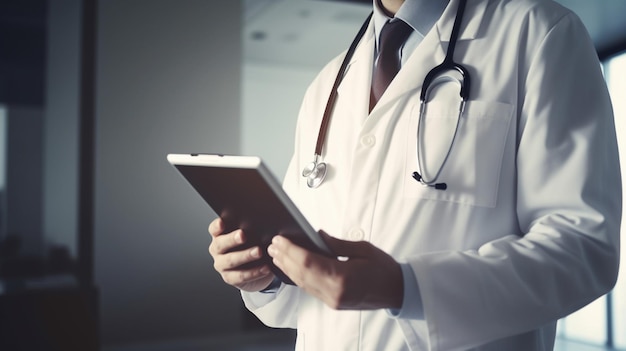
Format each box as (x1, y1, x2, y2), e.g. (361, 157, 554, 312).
(208, 218, 276, 292)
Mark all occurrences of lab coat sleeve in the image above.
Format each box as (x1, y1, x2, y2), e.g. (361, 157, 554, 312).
(404, 11, 621, 351)
(241, 284, 300, 329)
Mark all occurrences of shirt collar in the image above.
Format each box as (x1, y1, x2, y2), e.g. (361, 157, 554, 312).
(372, 0, 450, 46)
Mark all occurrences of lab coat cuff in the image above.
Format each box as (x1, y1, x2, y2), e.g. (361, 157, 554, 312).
(386, 262, 424, 320)
(259, 277, 282, 293)
(241, 283, 283, 310)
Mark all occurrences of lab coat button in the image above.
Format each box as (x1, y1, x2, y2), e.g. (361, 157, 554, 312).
(348, 228, 365, 241)
(360, 135, 376, 148)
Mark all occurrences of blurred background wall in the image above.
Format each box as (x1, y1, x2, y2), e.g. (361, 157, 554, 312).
(94, 0, 243, 346)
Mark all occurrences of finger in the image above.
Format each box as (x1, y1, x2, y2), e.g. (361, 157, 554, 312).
(209, 229, 245, 256)
(268, 236, 303, 283)
(208, 217, 225, 238)
(270, 237, 347, 308)
(269, 236, 333, 290)
(319, 230, 372, 258)
(220, 265, 272, 287)
(214, 246, 263, 272)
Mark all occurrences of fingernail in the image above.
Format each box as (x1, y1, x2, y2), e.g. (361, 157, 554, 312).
(250, 247, 261, 258)
(272, 236, 282, 245)
(260, 266, 270, 274)
(236, 230, 244, 244)
(267, 244, 276, 256)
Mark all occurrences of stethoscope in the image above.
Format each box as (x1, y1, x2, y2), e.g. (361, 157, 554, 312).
(303, 0, 469, 189)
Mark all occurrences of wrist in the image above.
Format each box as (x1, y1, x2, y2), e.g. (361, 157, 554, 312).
(390, 262, 404, 309)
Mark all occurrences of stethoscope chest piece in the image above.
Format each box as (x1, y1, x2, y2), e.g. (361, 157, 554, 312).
(302, 158, 327, 188)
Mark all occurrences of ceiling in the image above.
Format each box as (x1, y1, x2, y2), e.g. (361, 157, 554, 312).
(244, 0, 372, 68)
(1, 0, 624, 106)
(243, 0, 626, 69)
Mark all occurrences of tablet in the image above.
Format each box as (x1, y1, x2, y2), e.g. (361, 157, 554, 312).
(167, 153, 333, 285)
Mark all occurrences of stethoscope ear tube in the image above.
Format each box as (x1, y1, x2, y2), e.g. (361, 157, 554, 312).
(412, 172, 447, 190)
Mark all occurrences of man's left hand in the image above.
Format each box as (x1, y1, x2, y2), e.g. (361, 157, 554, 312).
(267, 231, 403, 310)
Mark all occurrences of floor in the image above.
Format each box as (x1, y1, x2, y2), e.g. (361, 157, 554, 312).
(103, 330, 295, 351)
(104, 333, 622, 351)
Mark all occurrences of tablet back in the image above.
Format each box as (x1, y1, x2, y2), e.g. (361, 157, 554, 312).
(167, 153, 332, 284)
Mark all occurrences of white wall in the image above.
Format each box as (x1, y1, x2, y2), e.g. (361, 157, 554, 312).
(95, 0, 243, 346)
(241, 62, 319, 180)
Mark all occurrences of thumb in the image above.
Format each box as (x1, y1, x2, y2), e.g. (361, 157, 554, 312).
(319, 230, 372, 258)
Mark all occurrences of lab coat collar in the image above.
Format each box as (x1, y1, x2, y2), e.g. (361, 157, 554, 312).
(435, 0, 486, 42)
(342, 0, 489, 70)
(372, 0, 450, 50)
(370, 0, 488, 114)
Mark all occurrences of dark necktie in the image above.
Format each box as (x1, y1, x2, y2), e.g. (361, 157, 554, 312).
(370, 19, 413, 111)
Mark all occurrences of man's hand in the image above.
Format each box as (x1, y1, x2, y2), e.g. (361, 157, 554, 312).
(208, 218, 275, 292)
(267, 231, 403, 310)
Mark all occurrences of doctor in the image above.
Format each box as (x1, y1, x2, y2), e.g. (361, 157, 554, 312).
(208, 0, 621, 350)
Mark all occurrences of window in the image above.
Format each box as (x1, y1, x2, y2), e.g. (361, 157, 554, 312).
(606, 51, 626, 349)
(558, 50, 626, 349)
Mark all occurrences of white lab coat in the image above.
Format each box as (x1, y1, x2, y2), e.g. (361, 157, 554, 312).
(242, 0, 621, 350)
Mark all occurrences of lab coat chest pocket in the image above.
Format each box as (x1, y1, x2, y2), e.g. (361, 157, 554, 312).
(402, 100, 514, 207)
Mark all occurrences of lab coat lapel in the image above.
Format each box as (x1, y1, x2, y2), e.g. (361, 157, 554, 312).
(371, 0, 488, 113)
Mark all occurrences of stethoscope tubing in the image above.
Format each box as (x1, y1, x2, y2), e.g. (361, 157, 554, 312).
(304, 0, 469, 189)
(420, 0, 470, 103)
(314, 12, 374, 157)
(414, 0, 469, 189)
